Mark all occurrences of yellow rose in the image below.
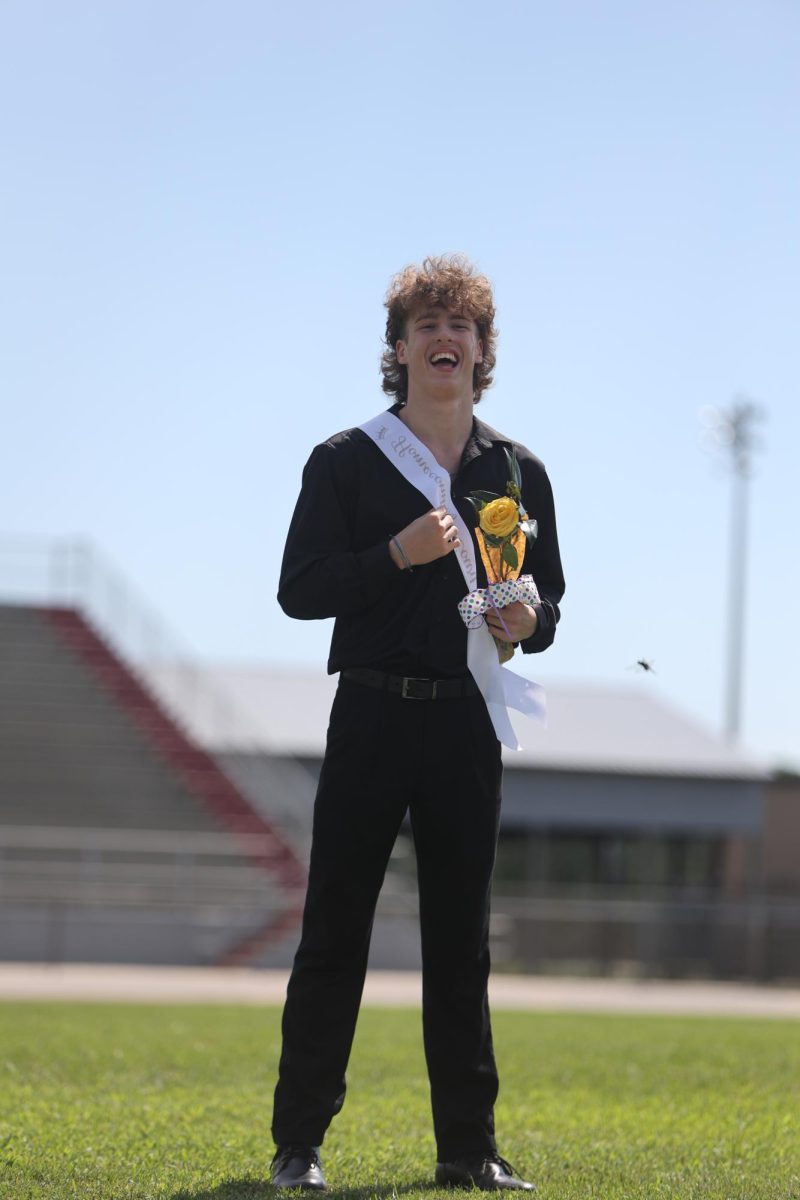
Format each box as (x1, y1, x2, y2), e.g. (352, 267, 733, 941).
(478, 496, 519, 538)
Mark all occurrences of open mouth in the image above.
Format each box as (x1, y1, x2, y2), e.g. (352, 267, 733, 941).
(430, 351, 458, 368)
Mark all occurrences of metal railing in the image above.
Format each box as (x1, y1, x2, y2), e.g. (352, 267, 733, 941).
(3, 825, 799, 977)
(1, 535, 273, 752)
(0, 825, 303, 910)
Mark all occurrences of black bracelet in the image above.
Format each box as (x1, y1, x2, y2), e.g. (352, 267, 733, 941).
(391, 535, 414, 572)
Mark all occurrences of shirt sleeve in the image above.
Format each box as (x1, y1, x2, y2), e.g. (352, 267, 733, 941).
(278, 441, 400, 620)
(516, 456, 565, 655)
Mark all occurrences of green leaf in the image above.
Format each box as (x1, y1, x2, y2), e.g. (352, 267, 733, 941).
(468, 489, 501, 504)
(504, 446, 522, 491)
(501, 542, 519, 570)
(482, 532, 504, 547)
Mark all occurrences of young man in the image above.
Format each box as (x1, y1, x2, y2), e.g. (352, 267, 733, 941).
(271, 255, 565, 1191)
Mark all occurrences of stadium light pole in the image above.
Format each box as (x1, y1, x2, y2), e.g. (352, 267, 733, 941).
(700, 397, 765, 745)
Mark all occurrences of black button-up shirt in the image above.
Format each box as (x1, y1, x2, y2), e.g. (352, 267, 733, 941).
(278, 407, 565, 678)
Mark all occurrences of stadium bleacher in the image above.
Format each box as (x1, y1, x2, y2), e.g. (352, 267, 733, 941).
(0, 603, 306, 967)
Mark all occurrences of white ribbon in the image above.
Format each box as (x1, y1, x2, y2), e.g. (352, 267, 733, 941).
(359, 411, 546, 750)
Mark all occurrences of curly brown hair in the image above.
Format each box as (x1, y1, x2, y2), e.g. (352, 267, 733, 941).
(380, 254, 497, 405)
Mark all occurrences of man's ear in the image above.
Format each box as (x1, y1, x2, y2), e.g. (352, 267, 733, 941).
(396, 339, 408, 365)
(476, 338, 483, 363)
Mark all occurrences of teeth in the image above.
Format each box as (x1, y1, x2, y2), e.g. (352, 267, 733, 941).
(432, 353, 457, 364)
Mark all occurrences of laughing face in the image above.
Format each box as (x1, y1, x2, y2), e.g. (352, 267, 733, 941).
(395, 307, 484, 402)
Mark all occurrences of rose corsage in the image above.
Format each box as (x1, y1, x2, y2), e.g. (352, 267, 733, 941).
(459, 447, 539, 663)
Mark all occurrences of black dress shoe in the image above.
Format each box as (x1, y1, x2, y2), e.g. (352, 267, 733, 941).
(435, 1153, 536, 1191)
(270, 1145, 327, 1190)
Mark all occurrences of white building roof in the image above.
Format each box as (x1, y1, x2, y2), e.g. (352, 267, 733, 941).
(145, 664, 768, 781)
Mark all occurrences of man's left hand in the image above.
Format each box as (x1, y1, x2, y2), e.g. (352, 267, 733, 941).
(485, 601, 538, 643)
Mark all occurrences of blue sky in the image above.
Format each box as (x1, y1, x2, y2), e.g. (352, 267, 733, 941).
(2, 1, 798, 769)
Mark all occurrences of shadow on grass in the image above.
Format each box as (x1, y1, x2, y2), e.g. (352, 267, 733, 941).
(170, 1181, 435, 1200)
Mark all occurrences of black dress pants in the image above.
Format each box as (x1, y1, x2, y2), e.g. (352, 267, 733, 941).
(271, 675, 504, 1160)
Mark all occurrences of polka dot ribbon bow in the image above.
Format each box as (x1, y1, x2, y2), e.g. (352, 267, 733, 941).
(458, 573, 541, 631)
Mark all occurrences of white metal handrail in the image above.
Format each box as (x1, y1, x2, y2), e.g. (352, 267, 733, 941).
(0, 825, 290, 855)
(0, 537, 264, 750)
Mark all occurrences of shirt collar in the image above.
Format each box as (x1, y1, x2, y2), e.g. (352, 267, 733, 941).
(389, 404, 511, 463)
(471, 415, 512, 450)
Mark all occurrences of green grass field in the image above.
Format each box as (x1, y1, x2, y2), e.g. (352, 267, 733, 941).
(1, 1001, 798, 1200)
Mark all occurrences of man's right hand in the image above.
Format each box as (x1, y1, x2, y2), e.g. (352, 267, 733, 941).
(390, 506, 461, 569)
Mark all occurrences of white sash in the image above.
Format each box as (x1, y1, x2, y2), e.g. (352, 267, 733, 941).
(360, 411, 546, 750)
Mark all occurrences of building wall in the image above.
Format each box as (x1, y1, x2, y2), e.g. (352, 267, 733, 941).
(763, 776, 800, 893)
(254, 753, 798, 978)
(501, 767, 763, 834)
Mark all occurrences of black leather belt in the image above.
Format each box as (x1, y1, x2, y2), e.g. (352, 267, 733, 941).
(342, 667, 478, 701)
